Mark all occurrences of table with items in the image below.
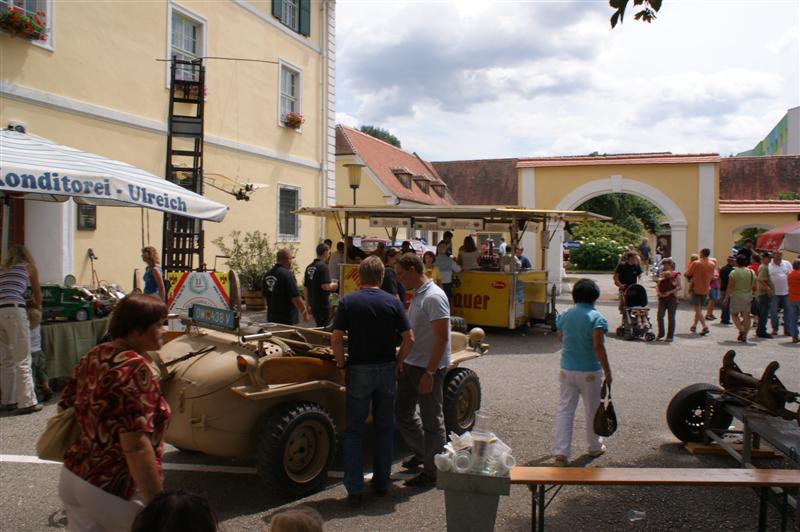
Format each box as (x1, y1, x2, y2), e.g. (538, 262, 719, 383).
(41, 317, 109, 379)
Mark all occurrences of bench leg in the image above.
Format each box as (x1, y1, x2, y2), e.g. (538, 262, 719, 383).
(528, 485, 546, 532)
(538, 485, 545, 531)
(758, 487, 767, 532)
(530, 485, 537, 532)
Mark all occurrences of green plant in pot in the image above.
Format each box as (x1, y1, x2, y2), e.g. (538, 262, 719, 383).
(213, 230, 276, 310)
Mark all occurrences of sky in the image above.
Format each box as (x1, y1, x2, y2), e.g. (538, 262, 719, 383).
(334, 0, 800, 161)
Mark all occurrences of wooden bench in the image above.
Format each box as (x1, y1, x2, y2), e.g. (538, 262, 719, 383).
(510, 467, 800, 532)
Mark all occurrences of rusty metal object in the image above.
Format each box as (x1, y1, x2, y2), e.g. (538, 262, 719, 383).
(719, 350, 800, 425)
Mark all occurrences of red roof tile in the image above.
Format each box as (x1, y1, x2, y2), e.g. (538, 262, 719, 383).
(432, 158, 518, 205)
(336, 125, 453, 205)
(719, 156, 800, 200)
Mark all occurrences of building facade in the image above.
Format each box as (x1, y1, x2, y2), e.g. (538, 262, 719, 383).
(737, 106, 800, 156)
(1, 0, 336, 287)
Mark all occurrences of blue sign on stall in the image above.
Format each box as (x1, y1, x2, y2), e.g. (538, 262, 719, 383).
(563, 241, 582, 249)
(190, 303, 238, 331)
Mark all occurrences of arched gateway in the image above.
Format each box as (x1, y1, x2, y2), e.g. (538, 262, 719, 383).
(515, 153, 720, 290)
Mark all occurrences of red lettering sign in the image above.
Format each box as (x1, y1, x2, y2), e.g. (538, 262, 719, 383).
(491, 281, 506, 289)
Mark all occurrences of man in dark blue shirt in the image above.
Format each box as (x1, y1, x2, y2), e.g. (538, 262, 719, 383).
(262, 248, 310, 325)
(304, 243, 338, 326)
(515, 246, 532, 269)
(332, 256, 413, 504)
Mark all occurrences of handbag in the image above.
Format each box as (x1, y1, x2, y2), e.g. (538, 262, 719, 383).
(593, 380, 618, 437)
(36, 406, 79, 462)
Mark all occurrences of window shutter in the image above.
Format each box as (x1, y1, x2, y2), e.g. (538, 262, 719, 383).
(272, 0, 282, 20)
(299, 0, 310, 36)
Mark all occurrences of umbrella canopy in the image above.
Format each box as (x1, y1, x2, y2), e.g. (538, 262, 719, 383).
(756, 221, 800, 253)
(0, 130, 228, 222)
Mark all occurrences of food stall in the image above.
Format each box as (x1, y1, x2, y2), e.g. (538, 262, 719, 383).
(296, 206, 607, 329)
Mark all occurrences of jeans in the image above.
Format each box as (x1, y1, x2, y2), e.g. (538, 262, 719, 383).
(756, 294, 771, 336)
(786, 300, 800, 338)
(553, 369, 604, 459)
(396, 364, 446, 476)
(656, 299, 677, 339)
(343, 363, 396, 495)
(720, 296, 731, 324)
(442, 282, 452, 301)
(769, 294, 788, 333)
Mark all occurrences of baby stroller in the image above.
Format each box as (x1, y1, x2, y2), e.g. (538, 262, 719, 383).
(616, 284, 656, 341)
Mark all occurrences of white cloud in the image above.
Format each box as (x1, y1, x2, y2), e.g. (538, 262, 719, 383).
(335, 1, 800, 160)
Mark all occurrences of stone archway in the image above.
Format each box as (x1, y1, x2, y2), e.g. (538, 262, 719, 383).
(545, 177, 689, 289)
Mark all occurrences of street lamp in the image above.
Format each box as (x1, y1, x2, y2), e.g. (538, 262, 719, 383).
(344, 163, 364, 235)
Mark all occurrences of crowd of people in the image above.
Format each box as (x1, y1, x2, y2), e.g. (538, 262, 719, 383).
(614, 239, 800, 343)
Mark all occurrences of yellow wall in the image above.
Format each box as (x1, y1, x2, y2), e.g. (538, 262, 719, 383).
(717, 213, 799, 262)
(1, 1, 331, 289)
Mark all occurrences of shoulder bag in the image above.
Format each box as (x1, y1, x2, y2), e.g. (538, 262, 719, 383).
(36, 406, 79, 462)
(593, 380, 618, 437)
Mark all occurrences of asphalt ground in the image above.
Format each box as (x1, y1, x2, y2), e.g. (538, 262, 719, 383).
(1, 274, 798, 531)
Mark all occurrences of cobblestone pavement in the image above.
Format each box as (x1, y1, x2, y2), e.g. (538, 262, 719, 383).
(1, 274, 797, 531)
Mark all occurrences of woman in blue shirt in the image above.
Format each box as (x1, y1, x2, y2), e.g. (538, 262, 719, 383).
(141, 246, 165, 302)
(553, 279, 613, 466)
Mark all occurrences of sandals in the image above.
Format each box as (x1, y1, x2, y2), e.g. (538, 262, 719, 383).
(689, 326, 697, 333)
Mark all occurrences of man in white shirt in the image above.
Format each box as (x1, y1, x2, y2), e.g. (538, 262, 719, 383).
(768, 251, 792, 336)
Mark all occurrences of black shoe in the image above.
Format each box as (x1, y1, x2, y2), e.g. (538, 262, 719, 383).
(700, 328, 710, 336)
(401, 455, 424, 469)
(756, 333, 773, 339)
(404, 471, 436, 488)
(346, 493, 363, 506)
(370, 481, 389, 497)
(13, 404, 42, 415)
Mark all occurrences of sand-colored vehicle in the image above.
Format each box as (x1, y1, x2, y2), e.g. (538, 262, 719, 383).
(155, 317, 488, 495)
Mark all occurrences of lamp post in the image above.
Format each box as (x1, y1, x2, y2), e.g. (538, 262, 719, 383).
(344, 163, 364, 235)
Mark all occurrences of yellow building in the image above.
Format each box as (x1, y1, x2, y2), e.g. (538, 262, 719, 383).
(1, 0, 336, 288)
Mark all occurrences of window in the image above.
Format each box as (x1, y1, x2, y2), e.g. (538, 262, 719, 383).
(171, 13, 202, 81)
(278, 186, 300, 241)
(279, 63, 301, 121)
(272, 0, 310, 36)
(0, 0, 51, 47)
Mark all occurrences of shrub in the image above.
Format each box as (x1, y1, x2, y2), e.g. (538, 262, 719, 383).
(569, 238, 627, 271)
(570, 221, 640, 246)
(212, 231, 277, 291)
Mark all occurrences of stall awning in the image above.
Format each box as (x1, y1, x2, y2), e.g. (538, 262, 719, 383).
(0, 130, 228, 222)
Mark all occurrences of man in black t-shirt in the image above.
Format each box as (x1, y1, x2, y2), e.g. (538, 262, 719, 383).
(262, 248, 310, 325)
(332, 256, 413, 503)
(304, 243, 339, 327)
(381, 248, 405, 303)
(346, 236, 368, 262)
(613, 251, 642, 318)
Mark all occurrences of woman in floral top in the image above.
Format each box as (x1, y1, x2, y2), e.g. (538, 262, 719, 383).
(58, 294, 170, 531)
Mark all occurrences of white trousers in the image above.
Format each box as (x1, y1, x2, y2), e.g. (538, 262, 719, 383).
(553, 369, 604, 458)
(58, 467, 143, 532)
(0, 306, 37, 408)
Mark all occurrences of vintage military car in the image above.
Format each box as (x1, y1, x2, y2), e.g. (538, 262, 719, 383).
(155, 317, 488, 495)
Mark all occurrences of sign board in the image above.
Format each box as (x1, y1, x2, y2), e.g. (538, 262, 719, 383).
(166, 271, 232, 316)
(413, 220, 439, 230)
(369, 217, 412, 229)
(563, 241, 582, 249)
(438, 218, 483, 231)
(484, 222, 510, 232)
(190, 303, 238, 330)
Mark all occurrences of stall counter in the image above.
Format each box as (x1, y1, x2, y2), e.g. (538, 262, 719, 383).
(452, 270, 547, 329)
(42, 317, 109, 379)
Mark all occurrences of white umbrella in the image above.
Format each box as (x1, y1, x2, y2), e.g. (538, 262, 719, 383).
(0, 129, 228, 222)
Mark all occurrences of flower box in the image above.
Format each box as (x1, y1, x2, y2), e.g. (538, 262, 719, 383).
(0, 5, 47, 41)
(282, 112, 305, 130)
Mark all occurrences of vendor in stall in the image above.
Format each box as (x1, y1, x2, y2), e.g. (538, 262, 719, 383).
(140, 246, 165, 302)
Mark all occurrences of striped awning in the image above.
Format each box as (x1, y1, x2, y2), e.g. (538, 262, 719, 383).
(0, 129, 228, 222)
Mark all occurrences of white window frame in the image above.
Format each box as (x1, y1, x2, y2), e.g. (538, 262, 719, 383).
(281, 0, 299, 32)
(277, 59, 303, 130)
(0, 0, 54, 50)
(277, 184, 301, 242)
(165, 2, 207, 88)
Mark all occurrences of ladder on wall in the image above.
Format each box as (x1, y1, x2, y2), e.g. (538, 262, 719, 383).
(162, 57, 206, 274)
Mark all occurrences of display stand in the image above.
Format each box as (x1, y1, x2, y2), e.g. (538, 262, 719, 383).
(41, 317, 110, 378)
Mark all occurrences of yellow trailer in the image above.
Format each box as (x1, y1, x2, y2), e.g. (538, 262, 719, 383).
(296, 205, 607, 330)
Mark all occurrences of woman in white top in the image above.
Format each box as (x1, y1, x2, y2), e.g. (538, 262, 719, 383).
(457, 236, 480, 271)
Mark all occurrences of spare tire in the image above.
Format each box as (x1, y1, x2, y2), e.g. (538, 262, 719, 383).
(666, 383, 733, 443)
(443, 368, 481, 434)
(450, 316, 468, 334)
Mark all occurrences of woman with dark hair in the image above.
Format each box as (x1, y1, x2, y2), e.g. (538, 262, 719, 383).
(655, 258, 681, 342)
(457, 236, 480, 271)
(0, 244, 42, 415)
(141, 246, 165, 301)
(552, 278, 612, 466)
(132, 490, 218, 532)
(57, 294, 170, 531)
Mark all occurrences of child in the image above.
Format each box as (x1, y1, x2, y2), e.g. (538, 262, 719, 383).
(27, 307, 52, 403)
(269, 506, 324, 532)
(553, 279, 613, 466)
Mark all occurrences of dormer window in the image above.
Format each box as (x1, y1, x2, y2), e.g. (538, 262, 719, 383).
(391, 168, 413, 189)
(431, 182, 447, 198)
(412, 175, 431, 194)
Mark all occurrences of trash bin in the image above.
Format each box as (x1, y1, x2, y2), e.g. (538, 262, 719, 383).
(436, 470, 511, 532)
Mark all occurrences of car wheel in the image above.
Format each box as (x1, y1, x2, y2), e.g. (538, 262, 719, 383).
(256, 402, 336, 496)
(75, 309, 89, 321)
(450, 316, 468, 334)
(666, 383, 733, 443)
(443, 368, 481, 435)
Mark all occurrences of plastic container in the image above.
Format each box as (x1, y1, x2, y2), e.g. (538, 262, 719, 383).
(453, 449, 473, 473)
(435, 452, 454, 472)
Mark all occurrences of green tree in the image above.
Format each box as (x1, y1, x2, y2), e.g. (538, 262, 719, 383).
(358, 125, 402, 148)
(609, 0, 662, 28)
(575, 194, 663, 235)
(735, 227, 768, 247)
(770, 191, 800, 200)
